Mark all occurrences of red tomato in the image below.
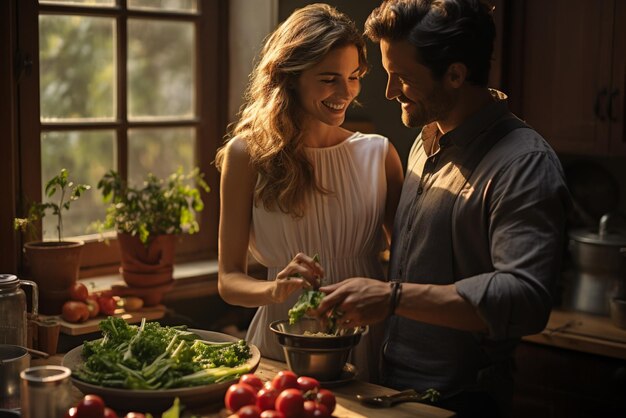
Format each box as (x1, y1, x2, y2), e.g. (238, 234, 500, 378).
(76, 394, 105, 418)
(103, 408, 119, 418)
(98, 296, 118, 316)
(275, 388, 304, 418)
(61, 301, 90, 323)
(256, 387, 278, 411)
(316, 389, 336, 414)
(303, 401, 329, 418)
(86, 296, 100, 318)
(64, 407, 78, 418)
(240, 374, 264, 391)
(96, 290, 114, 298)
(225, 383, 257, 412)
(260, 411, 285, 418)
(236, 405, 261, 418)
(69, 282, 89, 302)
(297, 376, 320, 393)
(271, 371, 299, 392)
(124, 414, 146, 418)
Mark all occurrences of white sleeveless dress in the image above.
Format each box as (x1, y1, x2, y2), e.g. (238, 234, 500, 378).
(246, 132, 389, 382)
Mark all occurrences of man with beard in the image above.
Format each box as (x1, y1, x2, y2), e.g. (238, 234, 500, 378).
(314, 1, 571, 417)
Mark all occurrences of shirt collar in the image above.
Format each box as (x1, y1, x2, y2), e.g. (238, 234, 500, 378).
(420, 89, 509, 153)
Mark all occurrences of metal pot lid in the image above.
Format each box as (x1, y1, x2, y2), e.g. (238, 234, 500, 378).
(569, 228, 626, 246)
(0, 274, 19, 289)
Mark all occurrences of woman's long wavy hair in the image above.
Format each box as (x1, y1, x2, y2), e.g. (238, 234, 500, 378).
(215, 3, 368, 217)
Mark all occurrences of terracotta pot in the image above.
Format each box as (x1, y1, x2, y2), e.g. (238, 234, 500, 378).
(120, 268, 173, 289)
(24, 241, 84, 315)
(117, 233, 176, 288)
(111, 281, 173, 306)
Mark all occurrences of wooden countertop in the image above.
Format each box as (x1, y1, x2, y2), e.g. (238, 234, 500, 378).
(35, 355, 455, 418)
(247, 357, 454, 418)
(523, 308, 626, 360)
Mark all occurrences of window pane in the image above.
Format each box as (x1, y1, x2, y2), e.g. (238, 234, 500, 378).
(128, 128, 194, 186)
(39, 15, 116, 121)
(39, 0, 115, 6)
(41, 131, 116, 240)
(128, 19, 194, 119)
(128, 0, 197, 13)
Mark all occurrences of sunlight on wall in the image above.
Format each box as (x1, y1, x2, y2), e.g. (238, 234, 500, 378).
(228, 0, 278, 124)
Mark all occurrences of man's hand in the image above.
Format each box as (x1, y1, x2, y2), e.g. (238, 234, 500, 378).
(314, 278, 391, 327)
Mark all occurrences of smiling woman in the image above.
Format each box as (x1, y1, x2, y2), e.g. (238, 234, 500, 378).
(214, 3, 404, 384)
(294, 45, 362, 139)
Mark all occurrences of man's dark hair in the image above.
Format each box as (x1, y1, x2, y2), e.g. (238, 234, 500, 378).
(364, 0, 495, 86)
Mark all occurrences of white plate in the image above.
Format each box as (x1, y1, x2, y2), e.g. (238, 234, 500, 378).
(62, 329, 260, 413)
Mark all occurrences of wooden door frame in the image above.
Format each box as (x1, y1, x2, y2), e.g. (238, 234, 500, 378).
(0, 0, 20, 273)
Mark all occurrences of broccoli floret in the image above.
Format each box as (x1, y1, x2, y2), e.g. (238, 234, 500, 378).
(99, 316, 137, 345)
(130, 324, 170, 364)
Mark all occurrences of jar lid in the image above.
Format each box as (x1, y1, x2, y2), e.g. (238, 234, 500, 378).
(569, 228, 626, 246)
(0, 274, 19, 290)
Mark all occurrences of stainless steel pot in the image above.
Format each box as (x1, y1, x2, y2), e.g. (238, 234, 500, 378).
(564, 214, 626, 315)
(0, 345, 31, 410)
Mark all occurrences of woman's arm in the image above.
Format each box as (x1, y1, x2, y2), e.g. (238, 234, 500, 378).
(383, 141, 404, 244)
(217, 137, 322, 307)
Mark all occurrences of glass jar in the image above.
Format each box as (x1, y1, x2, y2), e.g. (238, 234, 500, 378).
(0, 274, 39, 347)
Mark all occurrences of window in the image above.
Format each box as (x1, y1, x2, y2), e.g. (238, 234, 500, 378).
(13, 0, 227, 275)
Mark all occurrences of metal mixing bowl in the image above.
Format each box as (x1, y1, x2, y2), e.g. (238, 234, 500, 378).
(269, 318, 367, 381)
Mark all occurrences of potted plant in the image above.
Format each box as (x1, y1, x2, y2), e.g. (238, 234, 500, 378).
(14, 168, 91, 314)
(95, 167, 209, 304)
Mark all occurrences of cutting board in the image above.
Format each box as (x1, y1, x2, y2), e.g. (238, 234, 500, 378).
(39, 305, 166, 336)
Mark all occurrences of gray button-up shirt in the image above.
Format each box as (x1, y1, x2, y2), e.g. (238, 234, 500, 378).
(383, 92, 570, 406)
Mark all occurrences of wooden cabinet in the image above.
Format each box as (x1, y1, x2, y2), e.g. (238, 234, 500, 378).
(511, 341, 626, 418)
(507, 0, 625, 156)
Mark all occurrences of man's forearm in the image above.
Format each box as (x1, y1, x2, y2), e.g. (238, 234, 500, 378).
(395, 283, 488, 332)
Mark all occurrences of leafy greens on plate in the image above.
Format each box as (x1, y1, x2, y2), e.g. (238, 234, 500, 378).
(74, 317, 252, 389)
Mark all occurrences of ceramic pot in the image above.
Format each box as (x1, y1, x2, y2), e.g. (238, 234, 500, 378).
(24, 241, 84, 315)
(115, 234, 176, 305)
(117, 233, 176, 287)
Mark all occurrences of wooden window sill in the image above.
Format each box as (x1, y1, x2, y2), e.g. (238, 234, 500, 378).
(79, 259, 266, 303)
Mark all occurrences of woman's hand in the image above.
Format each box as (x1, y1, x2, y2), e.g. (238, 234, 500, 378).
(271, 253, 325, 303)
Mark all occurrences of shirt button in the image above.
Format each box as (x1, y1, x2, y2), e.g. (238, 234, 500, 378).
(417, 187, 423, 195)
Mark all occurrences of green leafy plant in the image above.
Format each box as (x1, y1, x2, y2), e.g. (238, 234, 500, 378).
(14, 168, 91, 242)
(95, 167, 210, 244)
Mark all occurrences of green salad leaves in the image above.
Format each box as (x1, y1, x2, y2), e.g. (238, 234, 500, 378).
(288, 289, 325, 325)
(75, 317, 252, 389)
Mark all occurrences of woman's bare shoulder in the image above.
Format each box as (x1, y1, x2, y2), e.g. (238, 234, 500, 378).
(223, 136, 252, 165)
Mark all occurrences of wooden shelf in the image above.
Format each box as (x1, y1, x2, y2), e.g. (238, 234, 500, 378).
(40, 305, 166, 336)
